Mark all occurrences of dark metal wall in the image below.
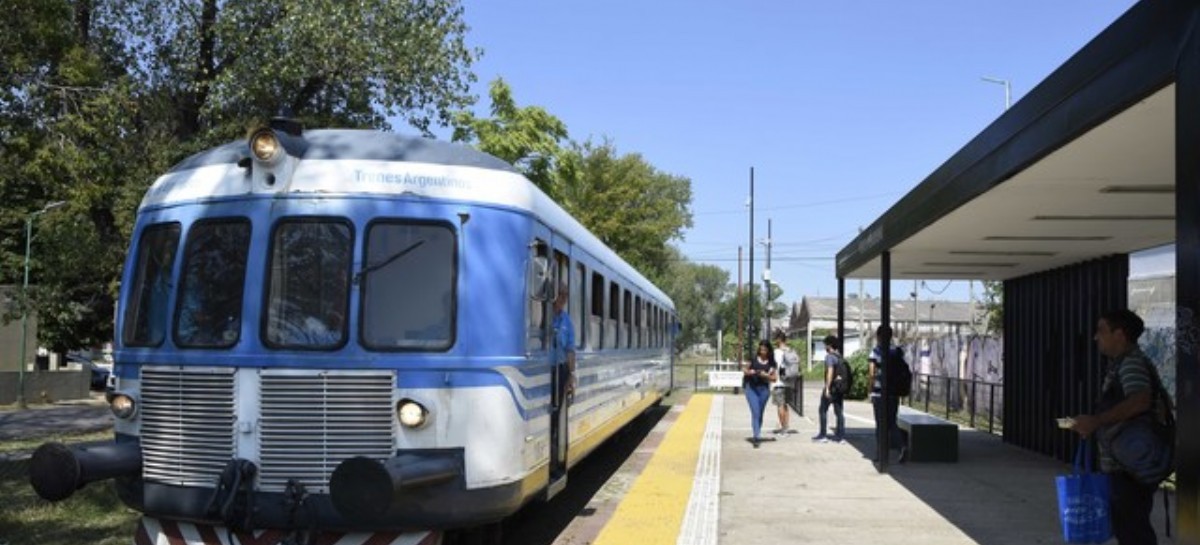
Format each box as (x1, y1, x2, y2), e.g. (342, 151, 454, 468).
(1175, 11, 1200, 540)
(1002, 254, 1128, 462)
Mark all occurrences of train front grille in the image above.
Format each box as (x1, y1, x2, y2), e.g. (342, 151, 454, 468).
(257, 370, 396, 493)
(140, 366, 236, 487)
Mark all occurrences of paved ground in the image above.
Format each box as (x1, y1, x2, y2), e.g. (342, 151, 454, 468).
(714, 383, 1176, 545)
(0, 393, 111, 442)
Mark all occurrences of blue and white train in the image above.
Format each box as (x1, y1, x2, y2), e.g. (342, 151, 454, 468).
(31, 120, 675, 544)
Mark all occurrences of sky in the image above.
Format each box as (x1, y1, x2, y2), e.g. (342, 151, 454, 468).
(421, 0, 1141, 305)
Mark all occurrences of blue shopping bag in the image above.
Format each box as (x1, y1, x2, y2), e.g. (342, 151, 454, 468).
(1056, 440, 1112, 543)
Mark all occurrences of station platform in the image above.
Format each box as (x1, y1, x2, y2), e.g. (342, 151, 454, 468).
(580, 384, 1176, 545)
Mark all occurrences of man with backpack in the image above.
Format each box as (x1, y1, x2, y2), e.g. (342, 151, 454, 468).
(1070, 309, 1174, 545)
(813, 334, 848, 443)
(771, 330, 800, 435)
(869, 325, 908, 463)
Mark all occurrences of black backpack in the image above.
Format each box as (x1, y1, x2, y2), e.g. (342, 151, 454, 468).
(887, 349, 913, 397)
(831, 356, 853, 396)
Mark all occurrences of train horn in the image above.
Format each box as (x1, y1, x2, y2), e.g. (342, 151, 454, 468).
(29, 441, 142, 501)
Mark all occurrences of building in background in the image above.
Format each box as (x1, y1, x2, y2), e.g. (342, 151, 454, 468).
(786, 295, 980, 369)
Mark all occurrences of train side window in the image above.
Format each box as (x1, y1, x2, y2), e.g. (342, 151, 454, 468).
(361, 221, 457, 351)
(608, 281, 619, 350)
(526, 240, 550, 352)
(123, 223, 181, 347)
(263, 219, 352, 350)
(174, 219, 251, 348)
(622, 289, 632, 349)
(634, 296, 642, 348)
(573, 263, 585, 349)
(590, 272, 604, 350)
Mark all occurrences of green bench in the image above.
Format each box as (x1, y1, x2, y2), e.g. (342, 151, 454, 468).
(897, 412, 959, 462)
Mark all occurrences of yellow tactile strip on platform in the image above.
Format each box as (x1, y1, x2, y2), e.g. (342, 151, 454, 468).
(593, 393, 713, 545)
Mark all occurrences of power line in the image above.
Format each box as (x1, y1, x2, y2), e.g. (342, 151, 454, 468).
(692, 191, 902, 216)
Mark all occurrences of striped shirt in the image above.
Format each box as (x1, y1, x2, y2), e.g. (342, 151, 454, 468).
(1097, 346, 1155, 472)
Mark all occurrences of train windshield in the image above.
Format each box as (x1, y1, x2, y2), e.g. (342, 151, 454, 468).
(264, 219, 352, 349)
(361, 222, 456, 350)
(122, 223, 181, 347)
(174, 219, 251, 348)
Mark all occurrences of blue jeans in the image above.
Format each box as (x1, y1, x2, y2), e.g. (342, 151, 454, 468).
(744, 384, 770, 439)
(818, 392, 844, 438)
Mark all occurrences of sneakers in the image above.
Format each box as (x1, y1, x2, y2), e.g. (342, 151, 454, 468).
(811, 434, 829, 443)
(752, 438, 761, 449)
(829, 435, 844, 443)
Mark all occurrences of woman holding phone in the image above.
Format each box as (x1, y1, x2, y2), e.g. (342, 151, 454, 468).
(743, 339, 778, 448)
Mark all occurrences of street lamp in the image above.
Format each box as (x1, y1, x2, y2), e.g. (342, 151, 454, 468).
(981, 76, 1012, 110)
(18, 200, 67, 408)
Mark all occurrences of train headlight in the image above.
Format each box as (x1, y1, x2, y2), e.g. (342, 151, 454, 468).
(110, 393, 137, 420)
(250, 129, 281, 162)
(397, 400, 428, 428)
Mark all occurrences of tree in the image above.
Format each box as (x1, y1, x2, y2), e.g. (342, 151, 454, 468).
(657, 247, 728, 355)
(451, 78, 568, 196)
(982, 280, 1003, 333)
(1, 0, 481, 353)
(452, 79, 694, 281)
(716, 282, 789, 361)
(101, 0, 479, 140)
(558, 140, 692, 280)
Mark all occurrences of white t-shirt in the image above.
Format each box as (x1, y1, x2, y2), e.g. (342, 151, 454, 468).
(773, 346, 799, 388)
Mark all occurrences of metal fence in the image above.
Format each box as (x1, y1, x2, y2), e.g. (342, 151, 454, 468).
(907, 373, 1004, 434)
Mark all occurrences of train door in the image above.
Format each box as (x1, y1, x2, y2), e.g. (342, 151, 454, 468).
(547, 247, 572, 498)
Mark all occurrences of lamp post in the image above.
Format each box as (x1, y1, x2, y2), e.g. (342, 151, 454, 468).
(18, 200, 66, 408)
(980, 76, 1012, 110)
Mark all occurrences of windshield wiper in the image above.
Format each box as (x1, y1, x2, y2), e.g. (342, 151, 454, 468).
(353, 240, 425, 284)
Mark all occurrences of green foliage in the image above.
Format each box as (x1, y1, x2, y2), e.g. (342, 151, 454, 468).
(558, 140, 692, 279)
(453, 78, 694, 282)
(983, 280, 1003, 333)
(102, 0, 478, 137)
(657, 247, 728, 355)
(1, 0, 479, 353)
(716, 282, 788, 360)
(451, 78, 568, 194)
(845, 349, 872, 400)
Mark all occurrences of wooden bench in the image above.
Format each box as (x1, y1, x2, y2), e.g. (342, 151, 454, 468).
(897, 412, 958, 462)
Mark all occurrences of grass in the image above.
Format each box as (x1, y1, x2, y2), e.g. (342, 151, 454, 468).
(0, 430, 115, 457)
(0, 458, 139, 545)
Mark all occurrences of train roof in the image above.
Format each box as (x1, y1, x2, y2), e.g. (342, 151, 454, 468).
(169, 129, 519, 174)
(146, 128, 674, 307)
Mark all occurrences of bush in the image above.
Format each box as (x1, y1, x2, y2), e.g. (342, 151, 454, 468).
(845, 350, 872, 400)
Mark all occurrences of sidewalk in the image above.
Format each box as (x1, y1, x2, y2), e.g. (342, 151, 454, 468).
(715, 384, 1175, 545)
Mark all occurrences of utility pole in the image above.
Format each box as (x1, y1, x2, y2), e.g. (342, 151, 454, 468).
(857, 227, 865, 346)
(764, 218, 772, 337)
(747, 167, 755, 347)
(737, 246, 743, 363)
(913, 279, 920, 340)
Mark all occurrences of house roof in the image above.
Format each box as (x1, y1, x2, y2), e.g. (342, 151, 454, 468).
(792, 296, 976, 326)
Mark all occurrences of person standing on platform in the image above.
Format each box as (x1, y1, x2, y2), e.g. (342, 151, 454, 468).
(1071, 309, 1171, 545)
(742, 339, 777, 448)
(771, 330, 799, 435)
(814, 334, 846, 443)
(869, 325, 906, 463)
